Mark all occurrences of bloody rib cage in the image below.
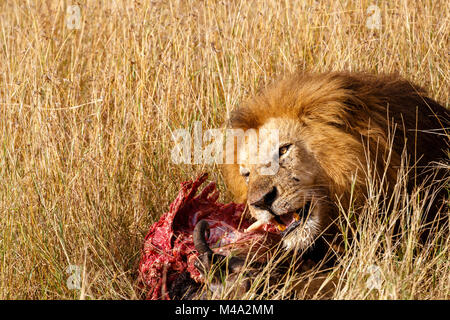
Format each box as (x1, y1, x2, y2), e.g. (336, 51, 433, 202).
(138, 173, 281, 300)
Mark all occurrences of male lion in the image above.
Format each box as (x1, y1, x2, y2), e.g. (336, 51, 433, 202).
(222, 71, 449, 258)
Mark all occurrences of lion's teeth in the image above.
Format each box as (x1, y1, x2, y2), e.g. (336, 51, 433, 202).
(245, 220, 266, 232)
(272, 218, 286, 231)
(245, 217, 288, 232)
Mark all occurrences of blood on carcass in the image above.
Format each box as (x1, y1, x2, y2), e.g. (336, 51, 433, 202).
(138, 173, 280, 300)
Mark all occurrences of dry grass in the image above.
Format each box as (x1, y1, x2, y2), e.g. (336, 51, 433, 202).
(0, 0, 448, 299)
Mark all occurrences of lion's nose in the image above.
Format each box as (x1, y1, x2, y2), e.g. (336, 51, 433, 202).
(249, 186, 278, 211)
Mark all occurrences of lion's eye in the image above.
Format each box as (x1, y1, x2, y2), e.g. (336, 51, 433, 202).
(239, 166, 250, 178)
(239, 166, 250, 184)
(279, 144, 292, 157)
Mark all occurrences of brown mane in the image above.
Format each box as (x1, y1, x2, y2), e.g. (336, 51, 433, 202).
(223, 72, 449, 213)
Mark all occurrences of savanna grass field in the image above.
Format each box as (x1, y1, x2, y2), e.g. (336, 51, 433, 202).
(0, 0, 449, 300)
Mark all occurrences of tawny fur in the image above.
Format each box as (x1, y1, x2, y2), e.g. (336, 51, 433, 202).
(222, 71, 449, 249)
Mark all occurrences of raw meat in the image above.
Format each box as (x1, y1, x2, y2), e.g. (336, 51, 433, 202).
(138, 173, 280, 300)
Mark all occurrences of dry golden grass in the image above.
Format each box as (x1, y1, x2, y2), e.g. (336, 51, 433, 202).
(0, 0, 448, 299)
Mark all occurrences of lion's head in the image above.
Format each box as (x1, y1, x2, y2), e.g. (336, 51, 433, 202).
(223, 71, 449, 251)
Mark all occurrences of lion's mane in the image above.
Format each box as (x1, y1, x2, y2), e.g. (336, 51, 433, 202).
(223, 72, 449, 221)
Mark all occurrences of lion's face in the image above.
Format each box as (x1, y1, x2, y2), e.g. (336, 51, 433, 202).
(224, 71, 449, 255)
(239, 118, 331, 250)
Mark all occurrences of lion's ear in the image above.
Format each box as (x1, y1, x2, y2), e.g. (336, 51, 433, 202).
(221, 163, 248, 203)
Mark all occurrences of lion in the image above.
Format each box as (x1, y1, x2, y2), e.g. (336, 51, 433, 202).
(222, 71, 449, 257)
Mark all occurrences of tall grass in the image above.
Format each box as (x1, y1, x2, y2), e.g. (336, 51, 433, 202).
(0, 0, 448, 299)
